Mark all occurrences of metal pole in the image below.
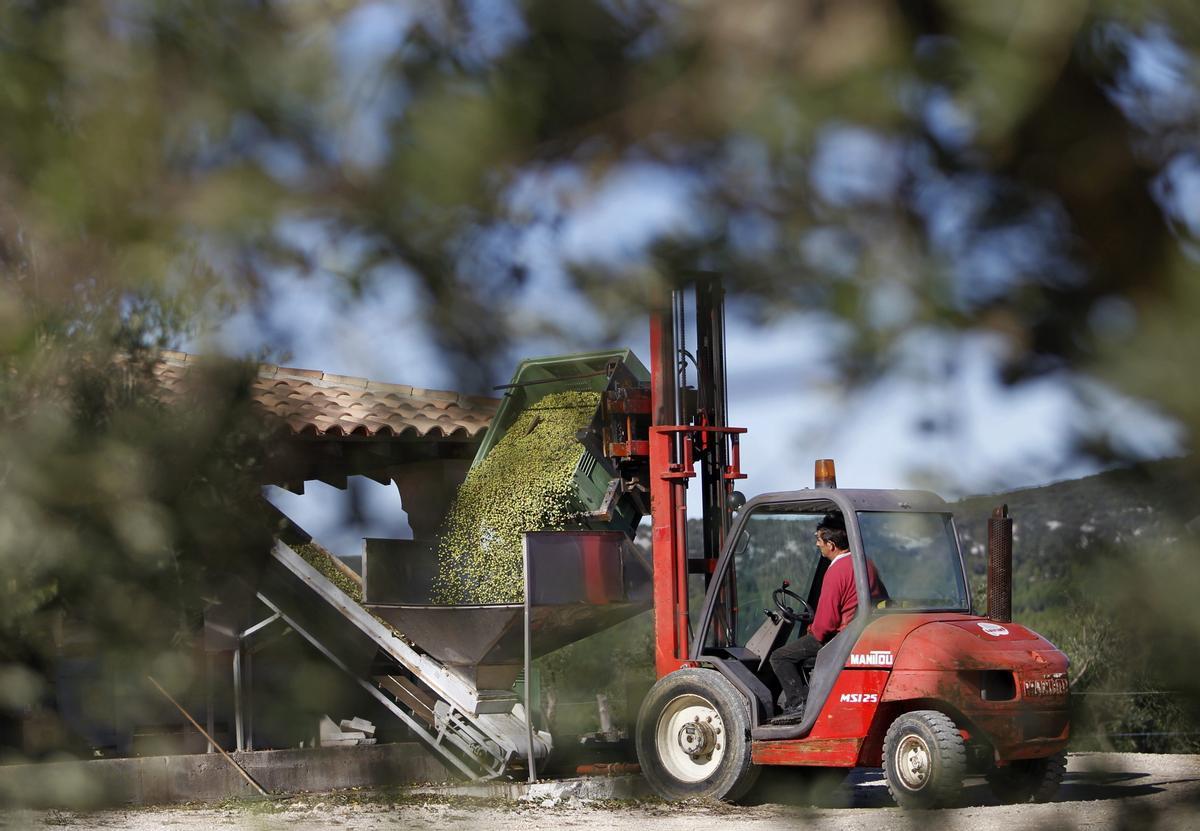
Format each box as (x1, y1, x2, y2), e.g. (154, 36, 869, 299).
(235, 611, 279, 755)
(147, 676, 268, 797)
(246, 650, 254, 752)
(673, 288, 686, 423)
(523, 535, 537, 783)
(652, 296, 677, 427)
(233, 645, 244, 752)
(205, 653, 215, 753)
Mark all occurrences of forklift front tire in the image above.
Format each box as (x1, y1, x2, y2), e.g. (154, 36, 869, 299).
(883, 709, 966, 809)
(635, 668, 759, 801)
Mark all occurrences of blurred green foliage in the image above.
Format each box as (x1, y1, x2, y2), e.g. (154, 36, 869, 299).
(4, 0, 1194, 402)
(958, 460, 1200, 752)
(0, 0, 1198, 789)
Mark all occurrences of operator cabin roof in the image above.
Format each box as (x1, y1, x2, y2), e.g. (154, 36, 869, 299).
(153, 350, 500, 493)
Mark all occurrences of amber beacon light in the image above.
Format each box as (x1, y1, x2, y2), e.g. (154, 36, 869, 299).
(814, 458, 837, 489)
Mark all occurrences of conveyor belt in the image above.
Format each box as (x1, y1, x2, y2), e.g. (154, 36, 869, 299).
(258, 540, 550, 780)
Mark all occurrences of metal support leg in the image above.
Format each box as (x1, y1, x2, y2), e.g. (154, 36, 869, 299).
(225, 612, 281, 756)
(233, 645, 244, 752)
(205, 653, 215, 753)
(523, 537, 537, 783)
(246, 650, 254, 752)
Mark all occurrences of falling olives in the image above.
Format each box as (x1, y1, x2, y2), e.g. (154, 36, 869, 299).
(432, 391, 600, 604)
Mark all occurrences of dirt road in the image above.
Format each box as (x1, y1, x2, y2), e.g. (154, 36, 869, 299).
(2, 753, 1197, 831)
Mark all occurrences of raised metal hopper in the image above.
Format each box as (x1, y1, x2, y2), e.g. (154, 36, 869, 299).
(365, 531, 652, 691)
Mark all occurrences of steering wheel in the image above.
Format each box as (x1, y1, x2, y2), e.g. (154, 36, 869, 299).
(772, 581, 814, 624)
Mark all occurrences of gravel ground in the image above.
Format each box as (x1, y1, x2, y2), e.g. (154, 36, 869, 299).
(2, 753, 1197, 831)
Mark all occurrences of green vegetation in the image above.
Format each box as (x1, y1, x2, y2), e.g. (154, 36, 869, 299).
(433, 390, 600, 605)
(0, 4, 1197, 804)
(956, 459, 1200, 752)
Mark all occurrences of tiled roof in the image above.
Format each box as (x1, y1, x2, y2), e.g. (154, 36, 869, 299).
(154, 350, 498, 441)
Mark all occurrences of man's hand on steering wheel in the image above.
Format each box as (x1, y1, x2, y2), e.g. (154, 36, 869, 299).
(772, 580, 814, 624)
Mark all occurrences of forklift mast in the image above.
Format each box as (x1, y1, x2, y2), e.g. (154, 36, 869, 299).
(648, 279, 746, 676)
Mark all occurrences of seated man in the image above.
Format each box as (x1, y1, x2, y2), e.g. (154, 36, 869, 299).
(769, 513, 888, 717)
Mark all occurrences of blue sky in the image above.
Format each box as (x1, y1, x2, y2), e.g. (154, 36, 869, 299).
(193, 198, 1182, 558)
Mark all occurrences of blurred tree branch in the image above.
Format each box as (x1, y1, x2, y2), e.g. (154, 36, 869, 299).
(1, 0, 1199, 758)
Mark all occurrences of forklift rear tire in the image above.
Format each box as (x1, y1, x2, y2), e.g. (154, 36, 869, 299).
(985, 751, 1066, 803)
(635, 668, 759, 801)
(883, 709, 966, 809)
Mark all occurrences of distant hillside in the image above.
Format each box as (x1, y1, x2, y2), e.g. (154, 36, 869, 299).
(953, 457, 1199, 752)
(953, 457, 1199, 588)
(633, 456, 1200, 591)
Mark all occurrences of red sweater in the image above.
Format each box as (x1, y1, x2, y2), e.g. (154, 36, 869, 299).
(809, 552, 887, 643)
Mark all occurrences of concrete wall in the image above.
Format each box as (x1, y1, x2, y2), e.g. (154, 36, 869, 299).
(0, 742, 450, 809)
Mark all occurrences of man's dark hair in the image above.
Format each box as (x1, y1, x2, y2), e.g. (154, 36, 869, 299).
(816, 513, 849, 551)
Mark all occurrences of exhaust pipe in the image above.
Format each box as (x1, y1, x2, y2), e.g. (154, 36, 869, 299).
(987, 504, 1012, 623)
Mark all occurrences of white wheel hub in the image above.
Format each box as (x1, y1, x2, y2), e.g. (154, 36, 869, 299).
(895, 733, 932, 791)
(655, 694, 726, 783)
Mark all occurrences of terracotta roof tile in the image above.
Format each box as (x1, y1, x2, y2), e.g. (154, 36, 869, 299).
(278, 366, 324, 379)
(367, 381, 414, 396)
(322, 372, 370, 388)
(157, 352, 499, 441)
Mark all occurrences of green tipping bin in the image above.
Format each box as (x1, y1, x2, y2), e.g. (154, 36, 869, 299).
(474, 349, 650, 538)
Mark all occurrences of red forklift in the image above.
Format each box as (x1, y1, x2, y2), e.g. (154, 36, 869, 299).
(633, 280, 1070, 807)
